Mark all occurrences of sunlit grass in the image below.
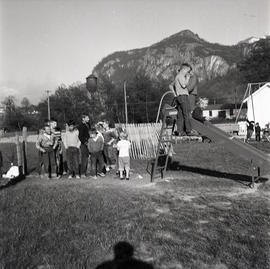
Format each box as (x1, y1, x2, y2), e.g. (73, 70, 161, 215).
(0, 141, 270, 268)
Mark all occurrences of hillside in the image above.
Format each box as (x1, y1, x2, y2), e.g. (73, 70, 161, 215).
(92, 30, 252, 89)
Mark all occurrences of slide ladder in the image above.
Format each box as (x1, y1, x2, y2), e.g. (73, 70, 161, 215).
(148, 104, 177, 181)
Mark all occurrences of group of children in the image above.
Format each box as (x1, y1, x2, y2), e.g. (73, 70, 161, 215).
(246, 120, 270, 142)
(36, 118, 131, 180)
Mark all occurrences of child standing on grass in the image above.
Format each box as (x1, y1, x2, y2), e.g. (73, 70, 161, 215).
(49, 119, 63, 176)
(103, 121, 118, 171)
(117, 132, 131, 180)
(255, 122, 261, 142)
(88, 128, 105, 179)
(0, 151, 2, 178)
(36, 124, 58, 179)
(63, 120, 81, 179)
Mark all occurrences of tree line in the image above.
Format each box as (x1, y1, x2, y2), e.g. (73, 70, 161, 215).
(1, 38, 269, 131)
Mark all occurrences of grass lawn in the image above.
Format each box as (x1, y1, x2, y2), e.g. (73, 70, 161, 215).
(0, 141, 270, 269)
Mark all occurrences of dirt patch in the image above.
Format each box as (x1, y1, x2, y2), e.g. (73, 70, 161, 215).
(155, 207, 171, 214)
(226, 185, 258, 197)
(193, 203, 207, 209)
(160, 262, 183, 269)
(208, 201, 232, 210)
(155, 231, 175, 240)
(198, 220, 209, 224)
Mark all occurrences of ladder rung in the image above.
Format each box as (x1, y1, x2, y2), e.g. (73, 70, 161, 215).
(156, 166, 166, 169)
(157, 153, 167, 157)
(160, 140, 173, 143)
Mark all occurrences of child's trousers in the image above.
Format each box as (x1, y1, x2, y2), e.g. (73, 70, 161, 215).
(90, 151, 104, 176)
(42, 148, 56, 175)
(66, 147, 80, 176)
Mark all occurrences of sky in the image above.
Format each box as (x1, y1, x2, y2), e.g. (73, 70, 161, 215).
(0, 0, 269, 104)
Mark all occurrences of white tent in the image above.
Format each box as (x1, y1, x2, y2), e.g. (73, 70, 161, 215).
(243, 82, 270, 127)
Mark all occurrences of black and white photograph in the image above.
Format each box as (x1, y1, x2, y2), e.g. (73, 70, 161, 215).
(0, 0, 270, 268)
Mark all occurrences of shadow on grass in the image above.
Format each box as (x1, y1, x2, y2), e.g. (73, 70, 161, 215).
(169, 161, 269, 187)
(95, 241, 154, 269)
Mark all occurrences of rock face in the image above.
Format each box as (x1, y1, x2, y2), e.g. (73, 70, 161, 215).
(92, 30, 253, 84)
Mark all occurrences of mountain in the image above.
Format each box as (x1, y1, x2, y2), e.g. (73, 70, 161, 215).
(92, 30, 253, 86)
(238, 35, 267, 45)
(238, 36, 261, 44)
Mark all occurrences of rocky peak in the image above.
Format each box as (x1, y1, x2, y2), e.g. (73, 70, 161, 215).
(92, 29, 253, 85)
(168, 29, 203, 41)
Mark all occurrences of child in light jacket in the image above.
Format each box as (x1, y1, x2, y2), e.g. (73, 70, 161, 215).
(116, 132, 131, 180)
(63, 120, 81, 179)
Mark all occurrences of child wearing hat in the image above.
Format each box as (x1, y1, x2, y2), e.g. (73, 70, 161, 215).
(116, 132, 131, 180)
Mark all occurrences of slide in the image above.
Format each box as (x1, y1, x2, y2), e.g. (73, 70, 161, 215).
(190, 118, 270, 170)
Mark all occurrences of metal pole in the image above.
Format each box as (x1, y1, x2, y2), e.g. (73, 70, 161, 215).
(15, 133, 23, 176)
(46, 90, 51, 121)
(235, 84, 249, 123)
(124, 81, 128, 124)
(145, 90, 149, 123)
(22, 127, 28, 175)
(155, 91, 174, 123)
(250, 86, 256, 123)
(234, 88, 237, 111)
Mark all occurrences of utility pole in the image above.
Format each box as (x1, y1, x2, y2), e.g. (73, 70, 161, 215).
(234, 88, 237, 109)
(124, 81, 128, 124)
(145, 90, 149, 123)
(234, 88, 237, 116)
(46, 90, 51, 121)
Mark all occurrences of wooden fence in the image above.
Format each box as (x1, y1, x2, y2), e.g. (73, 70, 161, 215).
(0, 124, 163, 164)
(124, 123, 162, 160)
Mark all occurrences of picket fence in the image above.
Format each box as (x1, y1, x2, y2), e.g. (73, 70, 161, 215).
(0, 124, 163, 160)
(124, 123, 162, 160)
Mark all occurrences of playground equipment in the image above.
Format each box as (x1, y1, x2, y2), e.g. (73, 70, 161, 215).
(151, 93, 270, 187)
(236, 82, 269, 124)
(190, 118, 270, 187)
(148, 104, 177, 181)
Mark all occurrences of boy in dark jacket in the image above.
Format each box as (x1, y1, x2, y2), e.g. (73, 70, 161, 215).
(255, 122, 261, 142)
(88, 128, 105, 179)
(78, 114, 90, 177)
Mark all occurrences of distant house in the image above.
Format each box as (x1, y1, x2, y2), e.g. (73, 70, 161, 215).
(0, 106, 5, 116)
(203, 103, 247, 120)
(243, 82, 270, 127)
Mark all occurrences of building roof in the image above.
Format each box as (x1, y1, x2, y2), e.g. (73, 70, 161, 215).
(204, 103, 247, 111)
(243, 82, 270, 102)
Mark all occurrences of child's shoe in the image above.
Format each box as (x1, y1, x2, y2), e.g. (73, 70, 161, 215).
(51, 173, 58, 179)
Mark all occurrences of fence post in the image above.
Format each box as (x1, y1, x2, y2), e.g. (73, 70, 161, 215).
(22, 127, 28, 175)
(15, 133, 23, 176)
